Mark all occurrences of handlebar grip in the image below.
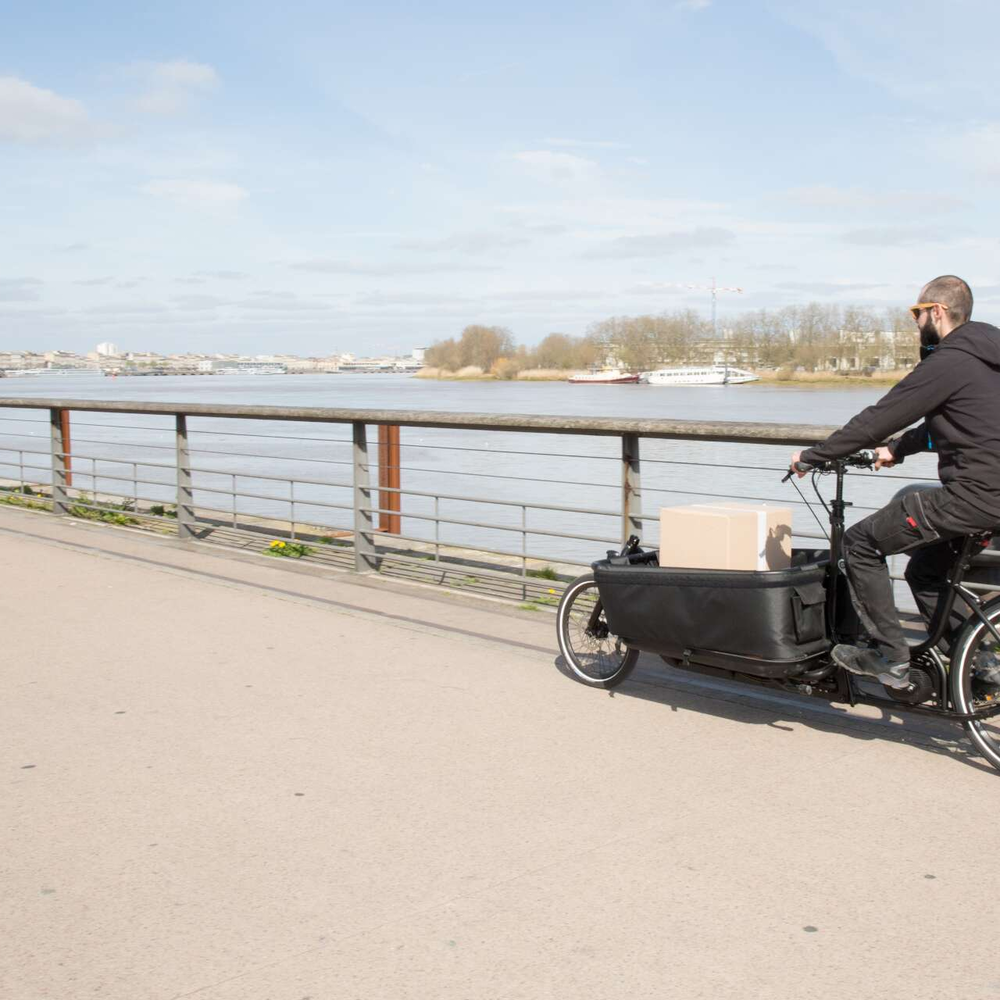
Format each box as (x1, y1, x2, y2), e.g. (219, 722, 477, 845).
(781, 461, 814, 483)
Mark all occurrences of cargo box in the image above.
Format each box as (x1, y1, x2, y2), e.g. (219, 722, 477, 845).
(593, 549, 831, 678)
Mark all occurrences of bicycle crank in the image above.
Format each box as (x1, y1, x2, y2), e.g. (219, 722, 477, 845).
(885, 666, 935, 705)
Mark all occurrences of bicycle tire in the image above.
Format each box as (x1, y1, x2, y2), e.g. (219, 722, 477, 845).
(556, 573, 639, 688)
(949, 599, 1000, 773)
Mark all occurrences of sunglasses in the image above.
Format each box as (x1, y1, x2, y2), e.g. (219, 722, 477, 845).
(909, 302, 948, 319)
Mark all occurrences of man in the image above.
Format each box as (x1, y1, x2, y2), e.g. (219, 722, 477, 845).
(790, 275, 1000, 689)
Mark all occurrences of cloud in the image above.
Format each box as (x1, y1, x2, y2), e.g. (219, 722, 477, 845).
(172, 294, 228, 310)
(623, 282, 701, 296)
(840, 226, 950, 247)
(584, 226, 736, 258)
(289, 259, 501, 275)
(354, 292, 473, 307)
(542, 137, 627, 150)
(141, 179, 248, 207)
(396, 230, 530, 256)
(512, 150, 599, 182)
(195, 269, 248, 280)
(955, 122, 1000, 177)
(0, 277, 42, 302)
(83, 302, 168, 315)
(132, 59, 219, 115)
(776, 281, 889, 294)
(58, 242, 90, 253)
(771, 2, 999, 104)
(785, 184, 965, 215)
(676, 0, 711, 9)
(0, 77, 98, 144)
(74, 277, 114, 286)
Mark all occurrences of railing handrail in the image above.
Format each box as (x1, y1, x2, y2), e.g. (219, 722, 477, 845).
(0, 398, 838, 445)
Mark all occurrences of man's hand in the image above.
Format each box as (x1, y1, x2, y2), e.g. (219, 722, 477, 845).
(789, 450, 808, 478)
(873, 445, 895, 471)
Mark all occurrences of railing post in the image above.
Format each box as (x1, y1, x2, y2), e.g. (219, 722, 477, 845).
(49, 408, 69, 515)
(621, 432, 642, 542)
(353, 421, 377, 572)
(60, 409, 73, 487)
(377, 423, 401, 534)
(176, 414, 194, 540)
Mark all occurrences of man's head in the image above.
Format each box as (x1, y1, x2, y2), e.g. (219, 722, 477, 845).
(912, 275, 973, 351)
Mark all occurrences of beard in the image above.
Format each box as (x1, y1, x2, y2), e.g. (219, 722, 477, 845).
(919, 315, 941, 360)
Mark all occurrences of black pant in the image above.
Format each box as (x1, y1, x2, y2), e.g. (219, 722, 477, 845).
(842, 487, 999, 662)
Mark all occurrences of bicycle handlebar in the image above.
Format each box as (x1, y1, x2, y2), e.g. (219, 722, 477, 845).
(781, 450, 876, 482)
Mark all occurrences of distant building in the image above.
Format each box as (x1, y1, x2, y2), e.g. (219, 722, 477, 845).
(96, 342, 120, 357)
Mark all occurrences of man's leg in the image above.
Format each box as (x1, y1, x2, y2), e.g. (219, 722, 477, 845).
(837, 488, 1000, 686)
(904, 539, 964, 647)
(839, 496, 923, 671)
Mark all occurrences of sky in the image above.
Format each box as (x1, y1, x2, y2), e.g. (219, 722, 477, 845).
(3, 0, 1000, 357)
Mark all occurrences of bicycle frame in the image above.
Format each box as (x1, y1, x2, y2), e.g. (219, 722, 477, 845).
(812, 459, 1000, 721)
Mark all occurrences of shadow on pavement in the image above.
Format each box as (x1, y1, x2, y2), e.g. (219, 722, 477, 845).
(554, 652, 998, 777)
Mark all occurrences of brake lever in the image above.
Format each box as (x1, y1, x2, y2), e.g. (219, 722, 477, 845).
(782, 461, 813, 483)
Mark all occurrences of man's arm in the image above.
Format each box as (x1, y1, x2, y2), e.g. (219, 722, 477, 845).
(885, 422, 934, 463)
(800, 353, 959, 465)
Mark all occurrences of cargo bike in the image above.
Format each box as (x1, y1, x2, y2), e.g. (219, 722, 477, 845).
(555, 451, 1000, 773)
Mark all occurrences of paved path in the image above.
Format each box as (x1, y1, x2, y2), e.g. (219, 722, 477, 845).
(2, 508, 998, 1000)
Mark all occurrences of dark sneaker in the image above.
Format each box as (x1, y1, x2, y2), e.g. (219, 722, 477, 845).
(831, 644, 911, 690)
(973, 649, 1000, 687)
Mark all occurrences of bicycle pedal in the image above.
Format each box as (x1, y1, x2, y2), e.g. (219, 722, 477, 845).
(886, 667, 934, 705)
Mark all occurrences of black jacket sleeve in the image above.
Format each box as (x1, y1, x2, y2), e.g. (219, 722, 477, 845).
(886, 422, 933, 462)
(800, 353, 962, 464)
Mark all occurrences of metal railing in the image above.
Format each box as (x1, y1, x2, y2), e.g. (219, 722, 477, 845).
(0, 396, 977, 607)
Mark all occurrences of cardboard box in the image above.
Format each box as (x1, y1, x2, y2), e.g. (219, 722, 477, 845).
(659, 502, 792, 571)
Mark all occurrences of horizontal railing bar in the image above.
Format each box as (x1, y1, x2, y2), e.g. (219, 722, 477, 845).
(357, 507, 614, 543)
(361, 529, 604, 566)
(400, 441, 621, 461)
(69, 436, 177, 451)
(358, 461, 618, 491)
(351, 481, 619, 517)
(0, 398, 841, 445)
(367, 547, 589, 582)
(193, 501, 353, 523)
(189, 450, 354, 467)
(190, 466, 353, 490)
(188, 428, 354, 443)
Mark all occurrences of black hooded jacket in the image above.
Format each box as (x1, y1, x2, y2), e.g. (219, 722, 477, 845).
(801, 320, 1000, 518)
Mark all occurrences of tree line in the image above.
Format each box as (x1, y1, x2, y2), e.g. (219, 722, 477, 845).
(423, 305, 920, 378)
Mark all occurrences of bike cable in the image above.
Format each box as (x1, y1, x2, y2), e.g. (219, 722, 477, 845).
(787, 470, 830, 541)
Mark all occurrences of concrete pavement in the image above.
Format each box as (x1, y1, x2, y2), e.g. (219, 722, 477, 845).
(2, 507, 998, 1000)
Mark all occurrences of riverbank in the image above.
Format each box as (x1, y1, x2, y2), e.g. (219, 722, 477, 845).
(415, 366, 909, 387)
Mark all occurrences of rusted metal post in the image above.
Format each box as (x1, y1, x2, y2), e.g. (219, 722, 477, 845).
(377, 423, 401, 534)
(621, 432, 642, 543)
(49, 408, 69, 515)
(59, 409, 73, 487)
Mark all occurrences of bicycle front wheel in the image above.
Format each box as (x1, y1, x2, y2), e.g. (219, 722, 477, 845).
(556, 573, 639, 688)
(950, 601, 1000, 773)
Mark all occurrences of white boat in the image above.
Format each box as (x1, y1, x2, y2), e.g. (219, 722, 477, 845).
(568, 368, 639, 385)
(641, 365, 758, 386)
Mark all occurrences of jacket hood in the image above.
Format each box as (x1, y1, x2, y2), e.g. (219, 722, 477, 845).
(937, 320, 1000, 368)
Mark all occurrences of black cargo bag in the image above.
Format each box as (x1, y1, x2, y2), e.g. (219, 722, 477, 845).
(592, 549, 830, 678)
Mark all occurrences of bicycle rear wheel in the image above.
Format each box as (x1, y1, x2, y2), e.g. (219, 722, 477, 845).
(556, 573, 639, 688)
(949, 601, 1000, 773)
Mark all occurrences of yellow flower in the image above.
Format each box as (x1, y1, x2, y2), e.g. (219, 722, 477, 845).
(548, 588, 556, 594)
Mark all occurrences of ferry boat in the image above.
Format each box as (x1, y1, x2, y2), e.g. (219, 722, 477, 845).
(568, 368, 640, 385)
(642, 365, 758, 386)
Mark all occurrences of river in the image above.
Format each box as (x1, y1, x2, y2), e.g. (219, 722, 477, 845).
(0, 373, 938, 567)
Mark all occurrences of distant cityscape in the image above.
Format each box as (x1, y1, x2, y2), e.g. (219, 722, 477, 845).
(0, 344, 428, 377)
